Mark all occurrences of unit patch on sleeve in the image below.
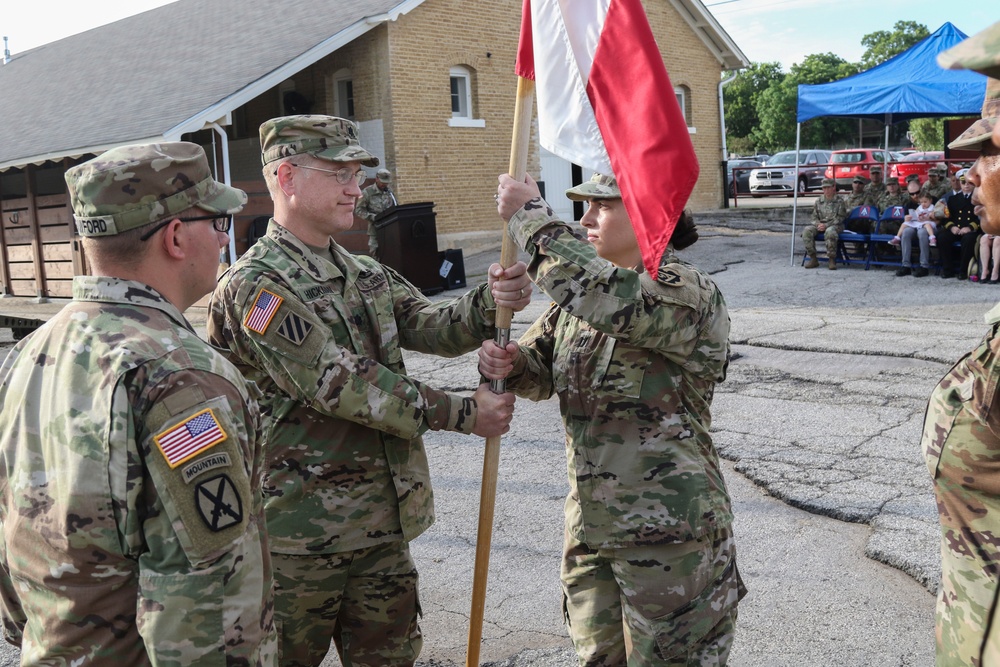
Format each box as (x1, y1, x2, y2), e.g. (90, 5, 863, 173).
(656, 267, 686, 287)
(244, 288, 284, 334)
(276, 311, 314, 346)
(154, 408, 228, 468)
(194, 474, 244, 532)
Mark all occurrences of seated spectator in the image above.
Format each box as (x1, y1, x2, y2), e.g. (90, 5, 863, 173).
(863, 165, 887, 206)
(877, 178, 909, 234)
(978, 234, 1000, 283)
(847, 176, 867, 209)
(922, 167, 950, 201)
(893, 192, 937, 277)
(938, 173, 980, 279)
(803, 178, 848, 270)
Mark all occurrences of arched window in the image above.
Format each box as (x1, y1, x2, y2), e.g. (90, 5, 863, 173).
(675, 85, 694, 130)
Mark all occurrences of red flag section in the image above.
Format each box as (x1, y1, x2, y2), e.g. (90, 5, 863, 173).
(515, 0, 699, 275)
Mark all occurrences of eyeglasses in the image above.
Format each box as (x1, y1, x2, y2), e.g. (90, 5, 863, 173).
(139, 214, 233, 242)
(284, 163, 367, 185)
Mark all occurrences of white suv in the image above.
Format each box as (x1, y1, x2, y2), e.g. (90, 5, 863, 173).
(749, 150, 832, 197)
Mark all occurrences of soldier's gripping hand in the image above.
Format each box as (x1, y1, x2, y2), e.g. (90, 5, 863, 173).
(497, 173, 542, 222)
(489, 261, 532, 311)
(471, 383, 516, 437)
(478, 339, 520, 381)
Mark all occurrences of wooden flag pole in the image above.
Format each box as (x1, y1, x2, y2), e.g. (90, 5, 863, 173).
(464, 75, 535, 667)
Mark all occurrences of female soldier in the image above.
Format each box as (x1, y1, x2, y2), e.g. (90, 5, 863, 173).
(481, 172, 744, 666)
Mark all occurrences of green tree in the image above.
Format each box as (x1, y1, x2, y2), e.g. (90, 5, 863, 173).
(860, 21, 930, 69)
(723, 62, 784, 143)
(908, 118, 946, 151)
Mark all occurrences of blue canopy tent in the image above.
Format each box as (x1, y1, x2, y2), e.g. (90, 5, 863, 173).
(787, 22, 987, 264)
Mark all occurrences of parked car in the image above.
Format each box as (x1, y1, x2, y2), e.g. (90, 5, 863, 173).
(749, 150, 832, 197)
(823, 148, 892, 189)
(727, 159, 762, 196)
(888, 151, 953, 185)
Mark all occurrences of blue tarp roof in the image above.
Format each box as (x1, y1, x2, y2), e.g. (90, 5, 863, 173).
(796, 23, 987, 123)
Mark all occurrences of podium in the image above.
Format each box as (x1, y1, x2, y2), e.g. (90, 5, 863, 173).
(375, 202, 442, 294)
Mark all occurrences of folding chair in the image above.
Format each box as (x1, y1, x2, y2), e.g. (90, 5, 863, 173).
(841, 205, 879, 269)
(869, 205, 908, 270)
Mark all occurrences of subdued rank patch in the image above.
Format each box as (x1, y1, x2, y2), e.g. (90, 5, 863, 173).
(276, 311, 314, 346)
(154, 408, 228, 468)
(182, 451, 233, 484)
(244, 288, 284, 334)
(657, 267, 685, 287)
(195, 474, 244, 532)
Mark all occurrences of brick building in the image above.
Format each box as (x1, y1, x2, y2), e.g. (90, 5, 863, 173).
(0, 0, 745, 299)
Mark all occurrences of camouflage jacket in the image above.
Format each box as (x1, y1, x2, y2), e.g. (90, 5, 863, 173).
(845, 192, 867, 211)
(0, 276, 275, 666)
(354, 184, 396, 224)
(812, 195, 849, 227)
(877, 190, 909, 212)
(208, 220, 496, 554)
(863, 181, 887, 207)
(921, 180, 950, 201)
(501, 199, 733, 548)
(921, 302, 1000, 665)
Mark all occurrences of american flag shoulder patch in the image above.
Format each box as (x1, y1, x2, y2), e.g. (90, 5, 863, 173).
(276, 312, 314, 346)
(244, 288, 284, 334)
(154, 408, 228, 468)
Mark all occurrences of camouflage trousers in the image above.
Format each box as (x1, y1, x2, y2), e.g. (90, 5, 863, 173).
(367, 222, 379, 260)
(271, 541, 421, 667)
(561, 527, 745, 667)
(802, 223, 842, 256)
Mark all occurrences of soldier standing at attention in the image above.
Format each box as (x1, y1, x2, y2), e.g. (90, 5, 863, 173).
(924, 23, 1000, 666)
(482, 172, 744, 667)
(354, 167, 396, 260)
(803, 177, 848, 269)
(208, 114, 532, 667)
(862, 164, 887, 206)
(0, 143, 276, 665)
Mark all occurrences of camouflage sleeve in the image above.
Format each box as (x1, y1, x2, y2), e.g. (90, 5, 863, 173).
(0, 534, 24, 647)
(354, 187, 376, 223)
(507, 199, 704, 354)
(502, 303, 559, 402)
(811, 198, 822, 225)
(837, 198, 849, 224)
(127, 368, 273, 665)
(211, 275, 478, 438)
(382, 264, 498, 355)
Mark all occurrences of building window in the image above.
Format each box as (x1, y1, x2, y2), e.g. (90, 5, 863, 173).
(675, 85, 695, 133)
(336, 77, 355, 120)
(449, 65, 484, 128)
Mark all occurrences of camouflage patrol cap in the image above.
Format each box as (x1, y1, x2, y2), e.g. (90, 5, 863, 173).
(937, 20, 1000, 79)
(853, 175, 866, 184)
(376, 168, 392, 183)
(906, 173, 921, 182)
(260, 115, 379, 167)
(821, 178, 836, 187)
(869, 165, 882, 174)
(948, 78, 1000, 150)
(65, 142, 247, 237)
(565, 173, 620, 201)
(887, 176, 901, 186)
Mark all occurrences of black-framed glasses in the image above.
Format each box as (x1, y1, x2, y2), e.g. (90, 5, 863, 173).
(139, 214, 233, 242)
(284, 163, 367, 185)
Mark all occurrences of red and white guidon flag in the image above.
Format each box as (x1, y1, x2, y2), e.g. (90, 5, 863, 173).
(515, 0, 699, 275)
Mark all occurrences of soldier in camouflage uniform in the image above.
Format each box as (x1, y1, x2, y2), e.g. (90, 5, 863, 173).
(207, 115, 532, 667)
(481, 172, 745, 667)
(0, 143, 276, 665)
(922, 167, 951, 201)
(846, 175, 868, 209)
(876, 177, 909, 237)
(924, 29, 1000, 665)
(354, 168, 397, 260)
(862, 164, 887, 206)
(802, 178, 848, 269)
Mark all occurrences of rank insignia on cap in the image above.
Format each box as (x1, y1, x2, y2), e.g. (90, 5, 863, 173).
(154, 408, 228, 468)
(276, 311, 314, 346)
(657, 267, 685, 287)
(194, 474, 244, 532)
(244, 288, 284, 334)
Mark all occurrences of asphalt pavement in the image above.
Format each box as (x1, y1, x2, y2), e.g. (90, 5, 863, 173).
(0, 205, 988, 666)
